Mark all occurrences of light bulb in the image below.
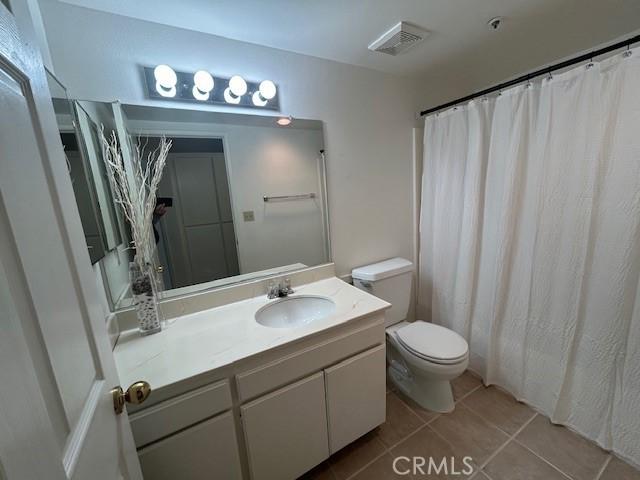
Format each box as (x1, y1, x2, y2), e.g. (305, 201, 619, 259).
(259, 80, 276, 100)
(192, 85, 209, 101)
(228, 75, 247, 97)
(276, 116, 292, 126)
(156, 81, 176, 98)
(224, 87, 241, 104)
(252, 91, 267, 107)
(153, 64, 177, 89)
(193, 70, 214, 93)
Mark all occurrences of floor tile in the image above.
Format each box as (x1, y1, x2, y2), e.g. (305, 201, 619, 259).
(393, 389, 440, 424)
(462, 386, 535, 435)
(599, 456, 640, 480)
(298, 460, 336, 480)
(452, 371, 483, 400)
(470, 472, 492, 479)
(515, 415, 608, 480)
(350, 452, 407, 480)
(376, 391, 425, 448)
(330, 430, 387, 480)
(484, 441, 567, 480)
(390, 425, 477, 479)
(429, 404, 509, 466)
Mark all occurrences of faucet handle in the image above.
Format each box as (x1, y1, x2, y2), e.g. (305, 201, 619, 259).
(267, 280, 279, 299)
(283, 278, 294, 295)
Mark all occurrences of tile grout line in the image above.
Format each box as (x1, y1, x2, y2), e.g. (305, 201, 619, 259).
(338, 448, 389, 480)
(454, 383, 484, 404)
(477, 413, 539, 472)
(511, 436, 580, 480)
(458, 381, 616, 480)
(454, 384, 578, 480)
(464, 400, 537, 439)
(338, 378, 493, 480)
(594, 455, 612, 480)
(336, 385, 440, 480)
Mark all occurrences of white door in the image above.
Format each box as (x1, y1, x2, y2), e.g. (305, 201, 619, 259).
(159, 152, 239, 288)
(0, 3, 143, 480)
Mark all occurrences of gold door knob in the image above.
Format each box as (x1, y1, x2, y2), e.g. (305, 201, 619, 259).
(156, 265, 164, 273)
(111, 381, 152, 414)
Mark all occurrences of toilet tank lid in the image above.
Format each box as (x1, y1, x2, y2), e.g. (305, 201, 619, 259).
(351, 257, 413, 281)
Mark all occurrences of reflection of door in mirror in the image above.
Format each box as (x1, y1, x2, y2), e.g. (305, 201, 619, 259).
(144, 137, 240, 290)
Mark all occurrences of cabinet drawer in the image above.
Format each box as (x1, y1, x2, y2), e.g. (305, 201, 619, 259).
(237, 317, 384, 402)
(138, 411, 242, 480)
(130, 380, 232, 447)
(325, 344, 386, 453)
(241, 372, 329, 480)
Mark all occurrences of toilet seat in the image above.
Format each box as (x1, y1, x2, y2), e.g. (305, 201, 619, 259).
(394, 321, 468, 365)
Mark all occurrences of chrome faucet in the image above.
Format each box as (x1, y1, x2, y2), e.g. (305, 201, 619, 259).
(267, 278, 294, 299)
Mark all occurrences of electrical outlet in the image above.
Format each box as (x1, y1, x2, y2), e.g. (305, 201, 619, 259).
(243, 210, 255, 222)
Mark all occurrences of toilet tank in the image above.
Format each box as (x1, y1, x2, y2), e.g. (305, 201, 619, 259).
(351, 258, 413, 327)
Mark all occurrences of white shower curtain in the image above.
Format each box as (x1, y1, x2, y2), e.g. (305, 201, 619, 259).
(419, 48, 640, 465)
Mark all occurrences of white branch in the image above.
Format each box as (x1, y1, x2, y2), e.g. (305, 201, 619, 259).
(101, 129, 171, 273)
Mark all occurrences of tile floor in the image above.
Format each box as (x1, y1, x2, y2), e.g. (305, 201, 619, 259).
(299, 371, 640, 480)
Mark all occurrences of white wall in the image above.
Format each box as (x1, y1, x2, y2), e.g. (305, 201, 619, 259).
(214, 124, 327, 274)
(39, 0, 424, 280)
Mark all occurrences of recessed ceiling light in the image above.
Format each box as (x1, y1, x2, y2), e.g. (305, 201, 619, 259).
(276, 116, 292, 126)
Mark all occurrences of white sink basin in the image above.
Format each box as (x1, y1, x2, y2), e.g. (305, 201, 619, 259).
(255, 295, 336, 328)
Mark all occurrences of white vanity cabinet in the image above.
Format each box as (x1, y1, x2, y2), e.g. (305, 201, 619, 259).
(325, 344, 386, 453)
(128, 313, 387, 480)
(241, 372, 329, 480)
(129, 380, 243, 480)
(138, 412, 242, 480)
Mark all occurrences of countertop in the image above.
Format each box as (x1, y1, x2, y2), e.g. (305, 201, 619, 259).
(113, 277, 390, 393)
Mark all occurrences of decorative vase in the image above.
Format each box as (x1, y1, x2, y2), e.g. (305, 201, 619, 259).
(130, 262, 161, 336)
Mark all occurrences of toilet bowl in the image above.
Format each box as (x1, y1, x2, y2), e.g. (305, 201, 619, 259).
(352, 258, 469, 413)
(386, 321, 468, 412)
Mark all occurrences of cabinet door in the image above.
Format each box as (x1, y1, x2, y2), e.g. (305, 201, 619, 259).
(241, 372, 329, 480)
(325, 344, 386, 453)
(138, 411, 242, 480)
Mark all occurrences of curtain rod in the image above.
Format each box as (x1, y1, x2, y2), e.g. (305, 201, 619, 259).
(420, 34, 640, 117)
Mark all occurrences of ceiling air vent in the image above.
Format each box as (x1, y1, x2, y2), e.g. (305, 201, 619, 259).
(368, 22, 429, 56)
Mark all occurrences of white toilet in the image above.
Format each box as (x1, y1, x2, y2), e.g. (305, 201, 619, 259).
(352, 258, 469, 413)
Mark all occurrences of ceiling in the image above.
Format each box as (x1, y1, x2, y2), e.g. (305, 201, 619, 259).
(60, 0, 640, 81)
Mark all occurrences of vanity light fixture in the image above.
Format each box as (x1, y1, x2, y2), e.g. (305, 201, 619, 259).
(154, 64, 177, 98)
(276, 116, 292, 126)
(252, 80, 277, 106)
(144, 66, 279, 110)
(192, 70, 214, 101)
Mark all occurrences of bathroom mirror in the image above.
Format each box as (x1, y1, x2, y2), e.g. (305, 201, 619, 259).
(46, 70, 108, 264)
(64, 100, 330, 310)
